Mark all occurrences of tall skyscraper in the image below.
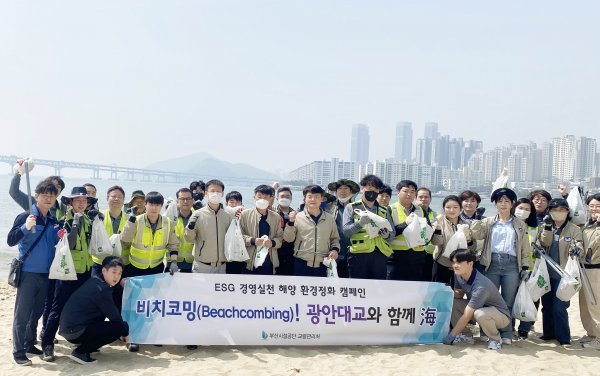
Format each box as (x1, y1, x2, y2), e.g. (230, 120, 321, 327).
(395, 122, 413, 162)
(350, 124, 370, 165)
(576, 137, 597, 180)
(424, 122, 440, 139)
(552, 135, 577, 181)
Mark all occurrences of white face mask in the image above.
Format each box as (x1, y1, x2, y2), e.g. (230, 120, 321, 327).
(256, 198, 270, 210)
(207, 192, 223, 205)
(550, 211, 568, 223)
(337, 195, 351, 204)
(514, 209, 530, 221)
(278, 198, 291, 208)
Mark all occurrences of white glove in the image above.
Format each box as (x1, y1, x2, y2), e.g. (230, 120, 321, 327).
(25, 215, 37, 230)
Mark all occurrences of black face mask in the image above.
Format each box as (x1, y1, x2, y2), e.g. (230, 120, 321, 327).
(363, 191, 378, 202)
(193, 193, 204, 202)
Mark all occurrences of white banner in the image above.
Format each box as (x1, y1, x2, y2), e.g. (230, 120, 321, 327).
(122, 273, 453, 346)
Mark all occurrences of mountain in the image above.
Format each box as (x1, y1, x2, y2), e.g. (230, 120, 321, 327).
(144, 153, 278, 180)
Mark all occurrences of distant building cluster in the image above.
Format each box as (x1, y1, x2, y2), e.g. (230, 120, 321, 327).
(289, 123, 599, 191)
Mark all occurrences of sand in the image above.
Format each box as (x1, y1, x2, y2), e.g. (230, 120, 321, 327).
(1, 280, 598, 375)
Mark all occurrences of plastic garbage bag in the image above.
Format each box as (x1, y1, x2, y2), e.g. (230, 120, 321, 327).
(354, 209, 393, 239)
(441, 224, 470, 258)
(89, 217, 114, 260)
(404, 216, 434, 249)
(323, 257, 338, 278)
(513, 281, 538, 322)
(163, 198, 178, 223)
(566, 187, 588, 225)
(491, 167, 509, 194)
(556, 256, 582, 301)
(224, 218, 250, 262)
(109, 233, 122, 257)
(49, 236, 77, 281)
(14, 158, 34, 175)
(526, 257, 551, 301)
(254, 235, 270, 268)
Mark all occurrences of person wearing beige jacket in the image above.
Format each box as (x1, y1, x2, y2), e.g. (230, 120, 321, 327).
(580, 193, 600, 349)
(283, 185, 340, 277)
(537, 198, 584, 346)
(238, 185, 283, 275)
(470, 188, 532, 345)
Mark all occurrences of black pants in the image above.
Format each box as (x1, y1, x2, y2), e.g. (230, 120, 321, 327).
(388, 250, 426, 281)
(432, 261, 455, 287)
(68, 321, 123, 354)
(42, 271, 90, 347)
(422, 252, 434, 282)
(226, 261, 247, 275)
(336, 258, 350, 278)
(275, 247, 294, 276)
(348, 250, 388, 280)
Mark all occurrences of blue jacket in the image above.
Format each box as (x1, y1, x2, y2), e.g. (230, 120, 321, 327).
(7, 205, 60, 273)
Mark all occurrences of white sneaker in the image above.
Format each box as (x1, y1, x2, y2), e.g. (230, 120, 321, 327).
(583, 339, 600, 350)
(488, 340, 502, 350)
(579, 335, 595, 343)
(502, 338, 512, 345)
(453, 334, 475, 345)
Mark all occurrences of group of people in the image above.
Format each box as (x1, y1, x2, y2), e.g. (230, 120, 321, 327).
(7, 161, 600, 366)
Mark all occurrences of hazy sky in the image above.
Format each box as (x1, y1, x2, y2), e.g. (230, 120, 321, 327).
(1, 1, 598, 176)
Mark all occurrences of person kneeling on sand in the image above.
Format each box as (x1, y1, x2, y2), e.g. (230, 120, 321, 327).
(58, 256, 129, 364)
(443, 249, 512, 350)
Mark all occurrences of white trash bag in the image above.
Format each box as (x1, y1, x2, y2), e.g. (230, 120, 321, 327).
(254, 235, 270, 268)
(323, 257, 338, 278)
(566, 187, 588, 226)
(441, 224, 470, 258)
(163, 198, 178, 223)
(513, 280, 538, 322)
(49, 236, 77, 280)
(491, 167, 509, 194)
(109, 233, 122, 257)
(224, 218, 250, 262)
(556, 256, 582, 302)
(89, 217, 114, 260)
(526, 257, 551, 301)
(404, 215, 434, 249)
(354, 209, 393, 239)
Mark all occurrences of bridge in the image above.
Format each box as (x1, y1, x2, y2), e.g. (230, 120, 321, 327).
(0, 155, 272, 186)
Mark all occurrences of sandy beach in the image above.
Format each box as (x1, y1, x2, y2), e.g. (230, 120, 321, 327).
(1, 280, 598, 375)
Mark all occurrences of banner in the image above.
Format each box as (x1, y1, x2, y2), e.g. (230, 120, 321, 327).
(122, 273, 453, 346)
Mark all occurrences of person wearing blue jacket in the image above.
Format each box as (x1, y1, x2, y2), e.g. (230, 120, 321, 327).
(7, 179, 61, 366)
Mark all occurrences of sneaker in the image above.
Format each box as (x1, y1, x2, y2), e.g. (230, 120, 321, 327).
(579, 335, 596, 343)
(583, 339, 600, 350)
(517, 330, 529, 340)
(488, 340, 502, 350)
(127, 343, 139, 352)
(453, 334, 475, 345)
(502, 338, 512, 345)
(26, 346, 43, 356)
(42, 345, 55, 362)
(186, 345, 198, 350)
(479, 335, 489, 342)
(539, 335, 556, 341)
(68, 349, 97, 365)
(13, 355, 32, 366)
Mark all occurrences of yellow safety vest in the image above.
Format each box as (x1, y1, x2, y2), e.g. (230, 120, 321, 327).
(91, 210, 128, 265)
(423, 209, 438, 255)
(349, 201, 393, 257)
(390, 202, 425, 252)
(176, 210, 195, 263)
(65, 211, 93, 274)
(527, 225, 539, 269)
(129, 215, 172, 269)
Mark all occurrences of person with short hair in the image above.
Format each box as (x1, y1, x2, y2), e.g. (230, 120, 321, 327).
(580, 193, 600, 349)
(443, 249, 511, 350)
(275, 187, 295, 276)
(172, 188, 196, 273)
(529, 189, 552, 226)
(284, 185, 340, 277)
(190, 181, 206, 210)
(185, 180, 232, 275)
(377, 185, 392, 208)
(224, 191, 246, 275)
(343, 175, 395, 280)
(239, 185, 284, 275)
(59, 256, 129, 365)
(416, 187, 439, 281)
(459, 190, 485, 223)
(8, 180, 61, 366)
(226, 191, 243, 208)
(83, 183, 98, 210)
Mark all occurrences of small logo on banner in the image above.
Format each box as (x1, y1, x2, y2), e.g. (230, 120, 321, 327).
(261, 331, 268, 340)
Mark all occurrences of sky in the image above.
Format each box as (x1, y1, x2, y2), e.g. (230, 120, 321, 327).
(1, 1, 599, 177)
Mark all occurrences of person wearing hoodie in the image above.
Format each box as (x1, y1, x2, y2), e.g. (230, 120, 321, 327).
(283, 185, 340, 277)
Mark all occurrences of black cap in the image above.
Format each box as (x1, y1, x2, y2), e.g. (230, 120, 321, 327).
(327, 179, 360, 194)
(548, 198, 569, 210)
(491, 188, 517, 203)
(66, 186, 88, 199)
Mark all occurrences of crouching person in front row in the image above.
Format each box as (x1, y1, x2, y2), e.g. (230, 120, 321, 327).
(58, 256, 129, 365)
(443, 249, 512, 350)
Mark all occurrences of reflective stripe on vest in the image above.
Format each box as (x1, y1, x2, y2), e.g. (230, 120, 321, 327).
(348, 201, 392, 257)
(390, 202, 425, 251)
(129, 215, 172, 269)
(176, 213, 194, 263)
(70, 215, 93, 273)
(91, 210, 127, 265)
